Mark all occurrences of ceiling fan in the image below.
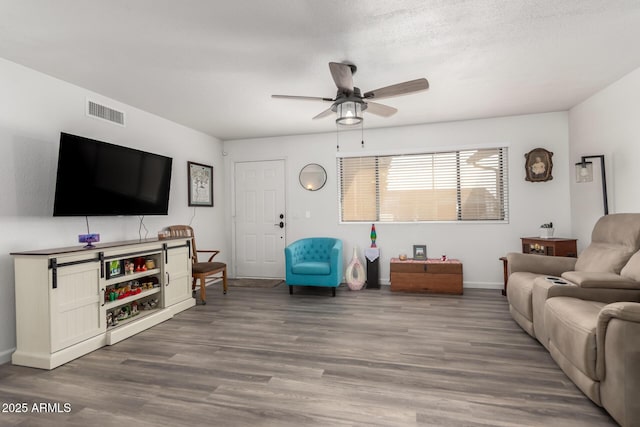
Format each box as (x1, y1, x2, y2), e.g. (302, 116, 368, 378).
(272, 62, 429, 125)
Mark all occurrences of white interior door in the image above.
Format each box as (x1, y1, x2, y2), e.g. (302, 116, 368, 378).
(234, 160, 286, 278)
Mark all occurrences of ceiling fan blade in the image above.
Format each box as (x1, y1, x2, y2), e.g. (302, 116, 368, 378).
(365, 101, 398, 117)
(363, 78, 429, 100)
(312, 108, 334, 120)
(272, 94, 334, 102)
(329, 62, 354, 93)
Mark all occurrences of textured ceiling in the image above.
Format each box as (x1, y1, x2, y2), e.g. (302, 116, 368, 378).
(1, 0, 640, 141)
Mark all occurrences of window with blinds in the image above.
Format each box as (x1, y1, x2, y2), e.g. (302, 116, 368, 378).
(338, 147, 508, 222)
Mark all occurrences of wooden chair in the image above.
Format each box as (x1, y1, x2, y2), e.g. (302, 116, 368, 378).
(168, 225, 227, 305)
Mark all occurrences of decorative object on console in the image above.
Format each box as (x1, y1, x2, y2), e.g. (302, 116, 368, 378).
(575, 155, 608, 215)
(106, 311, 113, 327)
(539, 222, 554, 238)
(345, 247, 366, 291)
(399, 253, 408, 261)
(134, 257, 147, 272)
(187, 161, 214, 207)
(524, 147, 553, 182)
(370, 224, 377, 248)
(78, 233, 100, 249)
(413, 244, 427, 260)
(106, 260, 124, 279)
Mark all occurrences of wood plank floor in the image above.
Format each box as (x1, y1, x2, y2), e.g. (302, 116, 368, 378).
(0, 285, 617, 427)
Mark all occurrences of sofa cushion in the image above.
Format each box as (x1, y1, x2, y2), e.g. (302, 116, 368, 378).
(575, 214, 640, 274)
(590, 213, 640, 248)
(291, 261, 331, 275)
(575, 243, 635, 274)
(544, 297, 607, 381)
(621, 250, 640, 282)
(561, 271, 640, 289)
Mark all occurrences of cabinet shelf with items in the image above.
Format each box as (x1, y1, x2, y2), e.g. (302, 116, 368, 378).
(104, 252, 162, 284)
(103, 287, 160, 311)
(105, 268, 161, 286)
(106, 292, 161, 329)
(107, 306, 160, 330)
(103, 275, 161, 304)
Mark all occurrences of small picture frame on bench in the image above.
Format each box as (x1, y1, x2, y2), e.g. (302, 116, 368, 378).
(413, 245, 427, 260)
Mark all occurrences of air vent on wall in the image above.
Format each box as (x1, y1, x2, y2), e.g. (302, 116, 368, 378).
(86, 99, 125, 126)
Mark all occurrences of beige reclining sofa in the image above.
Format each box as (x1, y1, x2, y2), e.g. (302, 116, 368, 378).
(506, 213, 640, 427)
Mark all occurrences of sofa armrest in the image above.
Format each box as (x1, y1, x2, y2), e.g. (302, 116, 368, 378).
(594, 302, 640, 425)
(546, 280, 640, 302)
(507, 252, 577, 276)
(561, 271, 640, 289)
(330, 240, 343, 277)
(599, 301, 640, 323)
(596, 302, 640, 380)
(285, 246, 295, 270)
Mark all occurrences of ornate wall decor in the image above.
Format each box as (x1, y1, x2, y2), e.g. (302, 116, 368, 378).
(525, 148, 553, 182)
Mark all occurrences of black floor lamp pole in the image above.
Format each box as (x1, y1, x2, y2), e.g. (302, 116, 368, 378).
(581, 155, 609, 215)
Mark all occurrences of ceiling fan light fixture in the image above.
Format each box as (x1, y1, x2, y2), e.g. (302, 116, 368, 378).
(336, 101, 362, 126)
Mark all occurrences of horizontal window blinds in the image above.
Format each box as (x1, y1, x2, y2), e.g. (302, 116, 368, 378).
(338, 147, 508, 222)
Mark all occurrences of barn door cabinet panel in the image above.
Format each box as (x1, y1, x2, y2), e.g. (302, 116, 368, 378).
(11, 238, 194, 370)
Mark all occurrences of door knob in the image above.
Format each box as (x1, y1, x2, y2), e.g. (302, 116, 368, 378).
(274, 221, 284, 228)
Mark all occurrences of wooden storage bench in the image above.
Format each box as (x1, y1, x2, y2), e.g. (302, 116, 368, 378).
(390, 258, 463, 294)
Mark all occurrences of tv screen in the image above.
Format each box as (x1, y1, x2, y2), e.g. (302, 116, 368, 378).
(53, 133, 173, 216)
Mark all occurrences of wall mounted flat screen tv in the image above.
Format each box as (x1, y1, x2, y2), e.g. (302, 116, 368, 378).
(53, 132, 173, 216)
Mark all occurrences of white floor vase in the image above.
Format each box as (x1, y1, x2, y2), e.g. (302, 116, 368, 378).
(345, 247, 366, 290)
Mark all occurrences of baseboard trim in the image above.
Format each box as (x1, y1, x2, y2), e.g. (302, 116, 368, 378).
(0, 347, 15, 365)
(377, 280, 502, 290)
(463, 282, 503, 290)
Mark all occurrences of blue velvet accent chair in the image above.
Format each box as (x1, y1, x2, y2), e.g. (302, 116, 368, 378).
(285, 237, 343, 296)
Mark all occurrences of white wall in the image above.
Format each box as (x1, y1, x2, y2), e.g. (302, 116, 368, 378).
(223, 112, 571, 289)
(0, 58, 225, 364)
(569, 66, 640, 250)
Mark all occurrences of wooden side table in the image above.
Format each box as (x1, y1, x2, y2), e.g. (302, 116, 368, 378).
(501, 237, 578, 296)
(521, 237, 578, 257)
(390, 258, 463, 294)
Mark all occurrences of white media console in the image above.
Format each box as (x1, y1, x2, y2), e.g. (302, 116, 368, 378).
(11, 237, 195, 369)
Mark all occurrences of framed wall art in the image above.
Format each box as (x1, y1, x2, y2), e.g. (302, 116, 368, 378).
(525, 148, 553, 182)
(188, 161, 214, 206)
